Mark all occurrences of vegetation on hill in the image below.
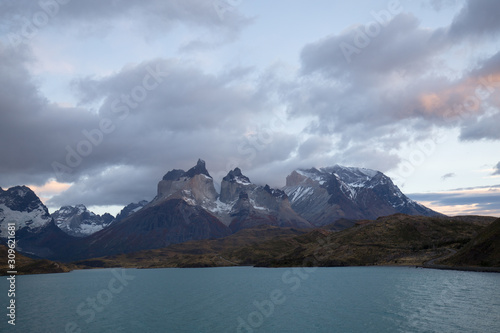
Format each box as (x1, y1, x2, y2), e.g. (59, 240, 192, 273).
(443, 218, 500, 267)
(0, 245, 72, 275)
(71, 214, 499, 270)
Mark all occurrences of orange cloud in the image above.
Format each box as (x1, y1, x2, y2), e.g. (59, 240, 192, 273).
(28, 180, 72, 203)
(418, 74, 500, 118)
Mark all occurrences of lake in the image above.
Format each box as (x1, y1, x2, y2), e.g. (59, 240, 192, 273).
(1, 266, 499, 332)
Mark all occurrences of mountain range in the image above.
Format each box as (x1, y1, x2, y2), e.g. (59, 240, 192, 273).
(1, 159, 443, 261)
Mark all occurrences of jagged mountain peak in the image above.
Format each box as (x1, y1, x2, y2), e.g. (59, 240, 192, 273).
(52, 204, 113, 237)
(284, 164, 442, 226)
(0, 185, 52, 233)
(115, 200, 149, 222)
(185, 158, 211, 179)
(162, 169, 185, 181)
(156, 159, 218, 207)
(220, 168, 256, 204)
(263, 185, 287, 199)
(223, 167, 251, 185)
(161, 159, 212, 182)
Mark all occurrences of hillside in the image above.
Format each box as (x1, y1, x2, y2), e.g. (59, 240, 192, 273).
(0, 245, 72, 275)
(71, 214, 498, 269)
(443, 217, 500, 267)
(72, 225, 306, 268)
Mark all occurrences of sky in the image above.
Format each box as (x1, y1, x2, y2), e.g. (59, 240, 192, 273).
(0, 0, 499, 217)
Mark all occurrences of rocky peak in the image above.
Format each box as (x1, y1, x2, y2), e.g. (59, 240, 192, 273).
(283, 164, 442, 226)
(52, 204, 114, 237)
(161, 159, 211, 182)
(223, 167, 251, 184)
(162, 169, 185, 181)
(185, 159, 211, 179)
(0, 185, 53, 237)
(115, 200, 149, 222)
(220, 168, 255, 203)
(263, 185, 287, 199)
(156, 159, 218, 207)
(0, 185, 42, 212)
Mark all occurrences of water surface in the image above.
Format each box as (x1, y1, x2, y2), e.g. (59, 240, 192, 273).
(1, 266, 499, 332)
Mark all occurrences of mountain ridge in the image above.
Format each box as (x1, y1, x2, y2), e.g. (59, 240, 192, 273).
(1, 160, 446, 262)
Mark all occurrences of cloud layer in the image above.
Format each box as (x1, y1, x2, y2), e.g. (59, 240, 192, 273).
(0, 0, 499, 214)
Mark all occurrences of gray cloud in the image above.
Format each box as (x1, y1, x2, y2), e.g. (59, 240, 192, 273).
(427, 0, 461, 12)
(294, 3, 500, 154)
(409, 185, 500, 216)
(441, 172, 456, 181)
(448, 0, 500, 40)
(493, 162, 500, 176)
(1, 1, 500, 212)
(0, 48, 302, 207)
(1, 0, 251, 49)
(295, 13, 452, 147)
(300, 13, 447, 80)
(459, 111, 500, 141)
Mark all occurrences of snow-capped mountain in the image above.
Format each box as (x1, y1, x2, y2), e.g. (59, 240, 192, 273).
(74, 160, 314, 259)
(0, 186, 75, 259)
(0, 186, 52, 237)
(52, 204, 114, 237)
(283, 165, 441, 226)
(217, 168, 312, 232)
(74, 160, 231, 259)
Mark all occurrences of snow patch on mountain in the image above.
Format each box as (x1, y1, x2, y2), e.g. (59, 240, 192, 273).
(0, 186, 53, 238)
(0, 204, 51, 237)
(52, 205, 114, 237)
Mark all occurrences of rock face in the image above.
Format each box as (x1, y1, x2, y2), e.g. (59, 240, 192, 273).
(52, 204, 115, 237)
(74, 160, 231, 258)
(0, 161, 442, 261)
(0, 186, 75, 259)
(155, 159, 218, 208)
(283, 165, 442, 226)
(217, 168, 313, 232)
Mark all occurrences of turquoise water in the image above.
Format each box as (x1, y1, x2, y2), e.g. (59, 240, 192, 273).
(1, 266, 499, 332)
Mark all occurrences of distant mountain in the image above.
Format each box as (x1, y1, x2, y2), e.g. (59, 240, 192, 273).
(0, 186, 76, 259)
(73, 160, 231, 259)
(217, 168, 313, 232)
(52, 204, 114, 237)
(154, 159, 218, 208)
(114, 200, 148, 222)
(0, 161, 445, 262)
(283, 165, 442, 226)
(73, 160, 314, 258)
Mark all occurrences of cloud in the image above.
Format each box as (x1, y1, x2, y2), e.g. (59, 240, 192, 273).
(292, 2, 500, 165)
(448, 0, 500, 40)
(0, 50, 302, 206)
(409, 185, 500, 216)
(1, 0, 252, 49)
(2, 1, 500, 212)
(441, 172, 456, 180)
(427, 0, 461, 12)
(493, 162, 500, 176)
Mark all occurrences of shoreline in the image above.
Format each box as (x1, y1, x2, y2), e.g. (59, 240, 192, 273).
(419, 264, 500, 273)
(18, 263, 500, 275)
